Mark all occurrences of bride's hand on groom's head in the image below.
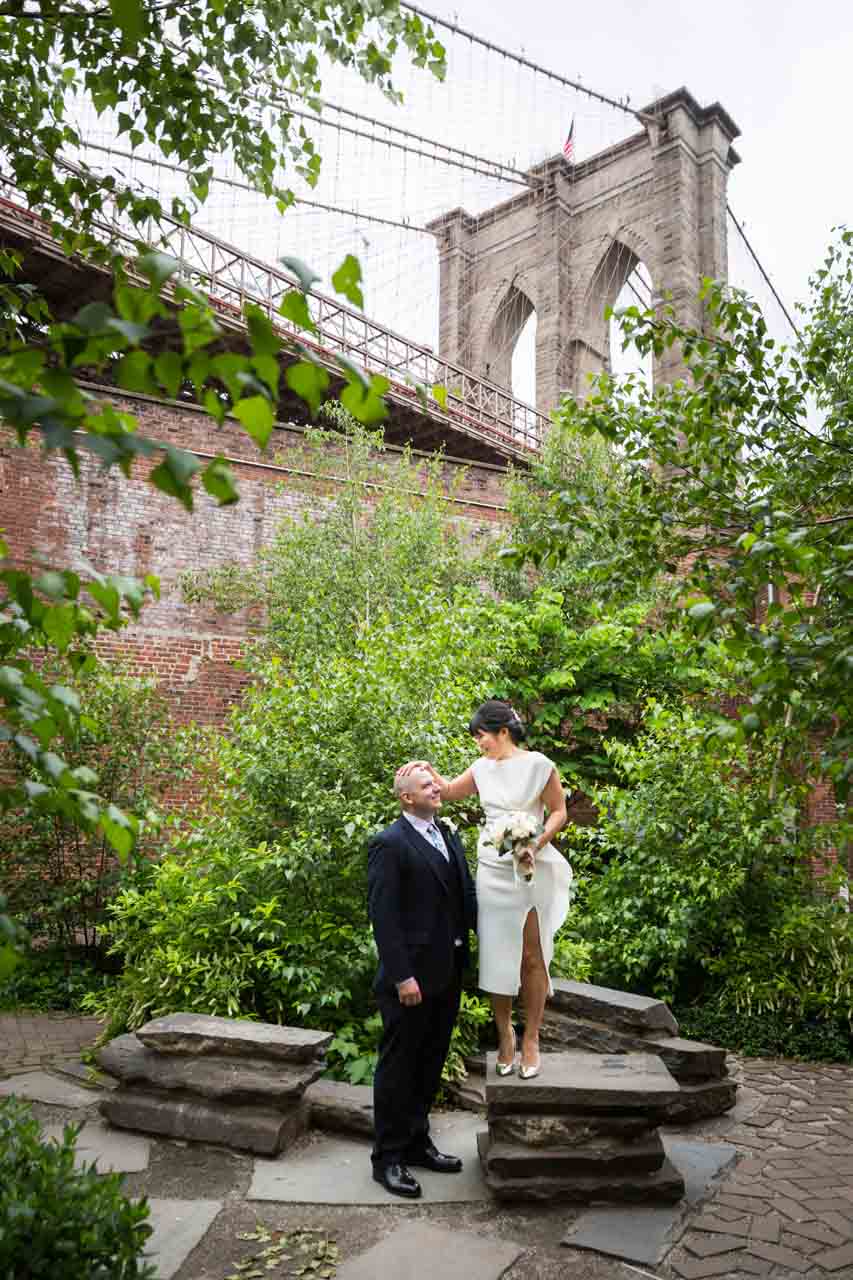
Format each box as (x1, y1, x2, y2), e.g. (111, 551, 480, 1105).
(396, 760, 430, 779)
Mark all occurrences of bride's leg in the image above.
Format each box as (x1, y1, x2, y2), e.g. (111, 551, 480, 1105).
(491, 993, 515, 1065)
(520, 909, 548, 1069)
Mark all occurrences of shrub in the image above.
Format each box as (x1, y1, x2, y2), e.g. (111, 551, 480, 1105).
(0, 946, 113, 1013)
(0, 1098, 154, 1279)
(676, 999, 853, 1064)
(90, 592, 519, 1039)
(566, 702, 853, 1024)
(0, 662, 184, 958)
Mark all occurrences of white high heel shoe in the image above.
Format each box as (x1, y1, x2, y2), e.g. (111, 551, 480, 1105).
(495, 1028, 516, 1077)
(519, 1041, 541, 1080)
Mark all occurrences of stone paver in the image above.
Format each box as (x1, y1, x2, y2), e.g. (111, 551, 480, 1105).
(664, 1057, 853, 1279)
(337, 1221, 523, 1280)
(3, 1017, 853, 1280)
(0, 1012, 102, 1077)
(41, 1118, 150, 1173)
(250, 1111, 487, 1205)
(144, 1199, 222, 1280)
(0, 1068, 104, 1107)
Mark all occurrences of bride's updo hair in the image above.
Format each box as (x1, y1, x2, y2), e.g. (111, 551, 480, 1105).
(468, 699, 527, 744)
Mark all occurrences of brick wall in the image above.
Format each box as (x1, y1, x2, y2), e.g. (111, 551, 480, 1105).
(1, 386, 511, 725)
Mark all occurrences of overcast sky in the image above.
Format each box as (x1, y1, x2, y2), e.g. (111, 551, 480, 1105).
(439, 0, 851, 312)
(78, 0, 851, 401)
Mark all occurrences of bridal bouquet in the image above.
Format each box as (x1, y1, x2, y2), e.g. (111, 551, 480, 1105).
(482, 811, 543, 884)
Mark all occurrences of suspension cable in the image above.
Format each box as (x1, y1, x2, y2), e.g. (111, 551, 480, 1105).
(727, 203, 800, 339)
(402, 2, 643, 122)
(75, 140, 434, 235)
(283, 104, 534, 188)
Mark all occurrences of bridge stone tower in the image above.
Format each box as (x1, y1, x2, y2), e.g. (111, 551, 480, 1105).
(427, 88, 740, 413)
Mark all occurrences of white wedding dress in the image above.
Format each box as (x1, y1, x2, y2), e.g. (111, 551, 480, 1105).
(472, 750, 573, 996)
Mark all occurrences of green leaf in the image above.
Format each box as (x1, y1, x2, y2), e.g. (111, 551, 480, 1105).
(234, 396, 274, 449)
(154, 351, 184, 399)
(137, 251, 181, 289)
(285, 361, 329, 418)
(150, 446, 201, 511)
(280, 257, 321, 294)
(340, 373, 388, 426)
(101, 808, 135, 862)
(41, 604, 76, 652)
(108, 0, 145, 43)
(279, 291, 316, 333)
(688, 601, 716, 621)
(331, 254, 364, 308)
(202, 458, 240, 506)
(432, 384, 449, 411)
(246, 305, 281, 356)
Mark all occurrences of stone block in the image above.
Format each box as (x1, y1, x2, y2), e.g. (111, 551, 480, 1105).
(482, 1131, 666, 1178)
(100, 1087, 309, 1155)
(136, 1013, 332, 1063)
(484, 1051, 681, 1113)
(305, 1080, 374, 1137)
(488, 1111, 656, 1148)
(539, 1012, 725, 1081)
(661, 1078, 738, 1124)
(97, 1033, 323, 1108)
(477, 1132, 684, 1204)
(548, 980, 678, 1037)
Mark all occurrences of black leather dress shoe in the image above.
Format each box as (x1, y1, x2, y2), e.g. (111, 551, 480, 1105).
(405, 1140, 463, 1174)
(372, 1162, 422, 1198)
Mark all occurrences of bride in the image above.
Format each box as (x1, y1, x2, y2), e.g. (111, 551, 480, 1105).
(398, 699, 572, 1079)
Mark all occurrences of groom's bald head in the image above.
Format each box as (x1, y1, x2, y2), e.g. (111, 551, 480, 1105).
(394, 766, 441, 817)
(394, 767, 430, 801)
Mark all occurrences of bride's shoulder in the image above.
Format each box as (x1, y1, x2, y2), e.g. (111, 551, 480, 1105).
(523, 749, 555, 772)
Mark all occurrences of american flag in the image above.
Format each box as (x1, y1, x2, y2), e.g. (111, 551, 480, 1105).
(563, 119, 575, 162)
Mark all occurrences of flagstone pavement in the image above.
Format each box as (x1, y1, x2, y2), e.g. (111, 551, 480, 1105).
(2, 1013, 853, 1280)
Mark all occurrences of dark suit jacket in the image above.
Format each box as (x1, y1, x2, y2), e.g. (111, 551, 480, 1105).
(367, 815, 477, 997)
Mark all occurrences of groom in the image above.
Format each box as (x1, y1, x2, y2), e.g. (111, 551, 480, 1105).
(367, 765, 477, 1198)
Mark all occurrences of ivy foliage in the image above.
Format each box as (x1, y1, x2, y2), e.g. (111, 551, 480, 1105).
(511, 232, 853, 795)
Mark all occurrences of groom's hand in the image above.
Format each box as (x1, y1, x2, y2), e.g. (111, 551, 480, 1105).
(396, 977, 422, 1006)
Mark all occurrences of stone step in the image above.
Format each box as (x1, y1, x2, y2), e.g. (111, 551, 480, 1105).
(488, 1111, 658, 1148)
(97, 1033, 323, 1108)
(483, 1131, 667, 1177)
(660, 1077, 738, 1123)
(548, 980, 678, 1038)
(305, 1079, 375, 1137)
(477, 1132, 685, 1204)
(539, 1011, 726, 1080)
(136, 1013, 332, 1064)
(484, 1051, 681, 1113)
(100, 1086, 309, 1155)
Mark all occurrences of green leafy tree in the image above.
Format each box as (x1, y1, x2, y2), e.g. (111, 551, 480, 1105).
(0, 1, 447, 841)
(515, 232, 853, 798)
(180, 416, 483, 660)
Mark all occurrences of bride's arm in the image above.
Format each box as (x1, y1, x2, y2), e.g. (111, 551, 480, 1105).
(395, 761, 478, 802)
(534, 768, 568, 851)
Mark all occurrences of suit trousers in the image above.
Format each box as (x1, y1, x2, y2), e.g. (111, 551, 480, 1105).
(371, 973, 462, 1169)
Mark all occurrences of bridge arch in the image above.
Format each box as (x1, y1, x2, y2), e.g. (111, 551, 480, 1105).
(428, 88, 740, 413)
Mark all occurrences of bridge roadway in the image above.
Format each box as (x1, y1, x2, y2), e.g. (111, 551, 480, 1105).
(0, 177, 547, 466)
